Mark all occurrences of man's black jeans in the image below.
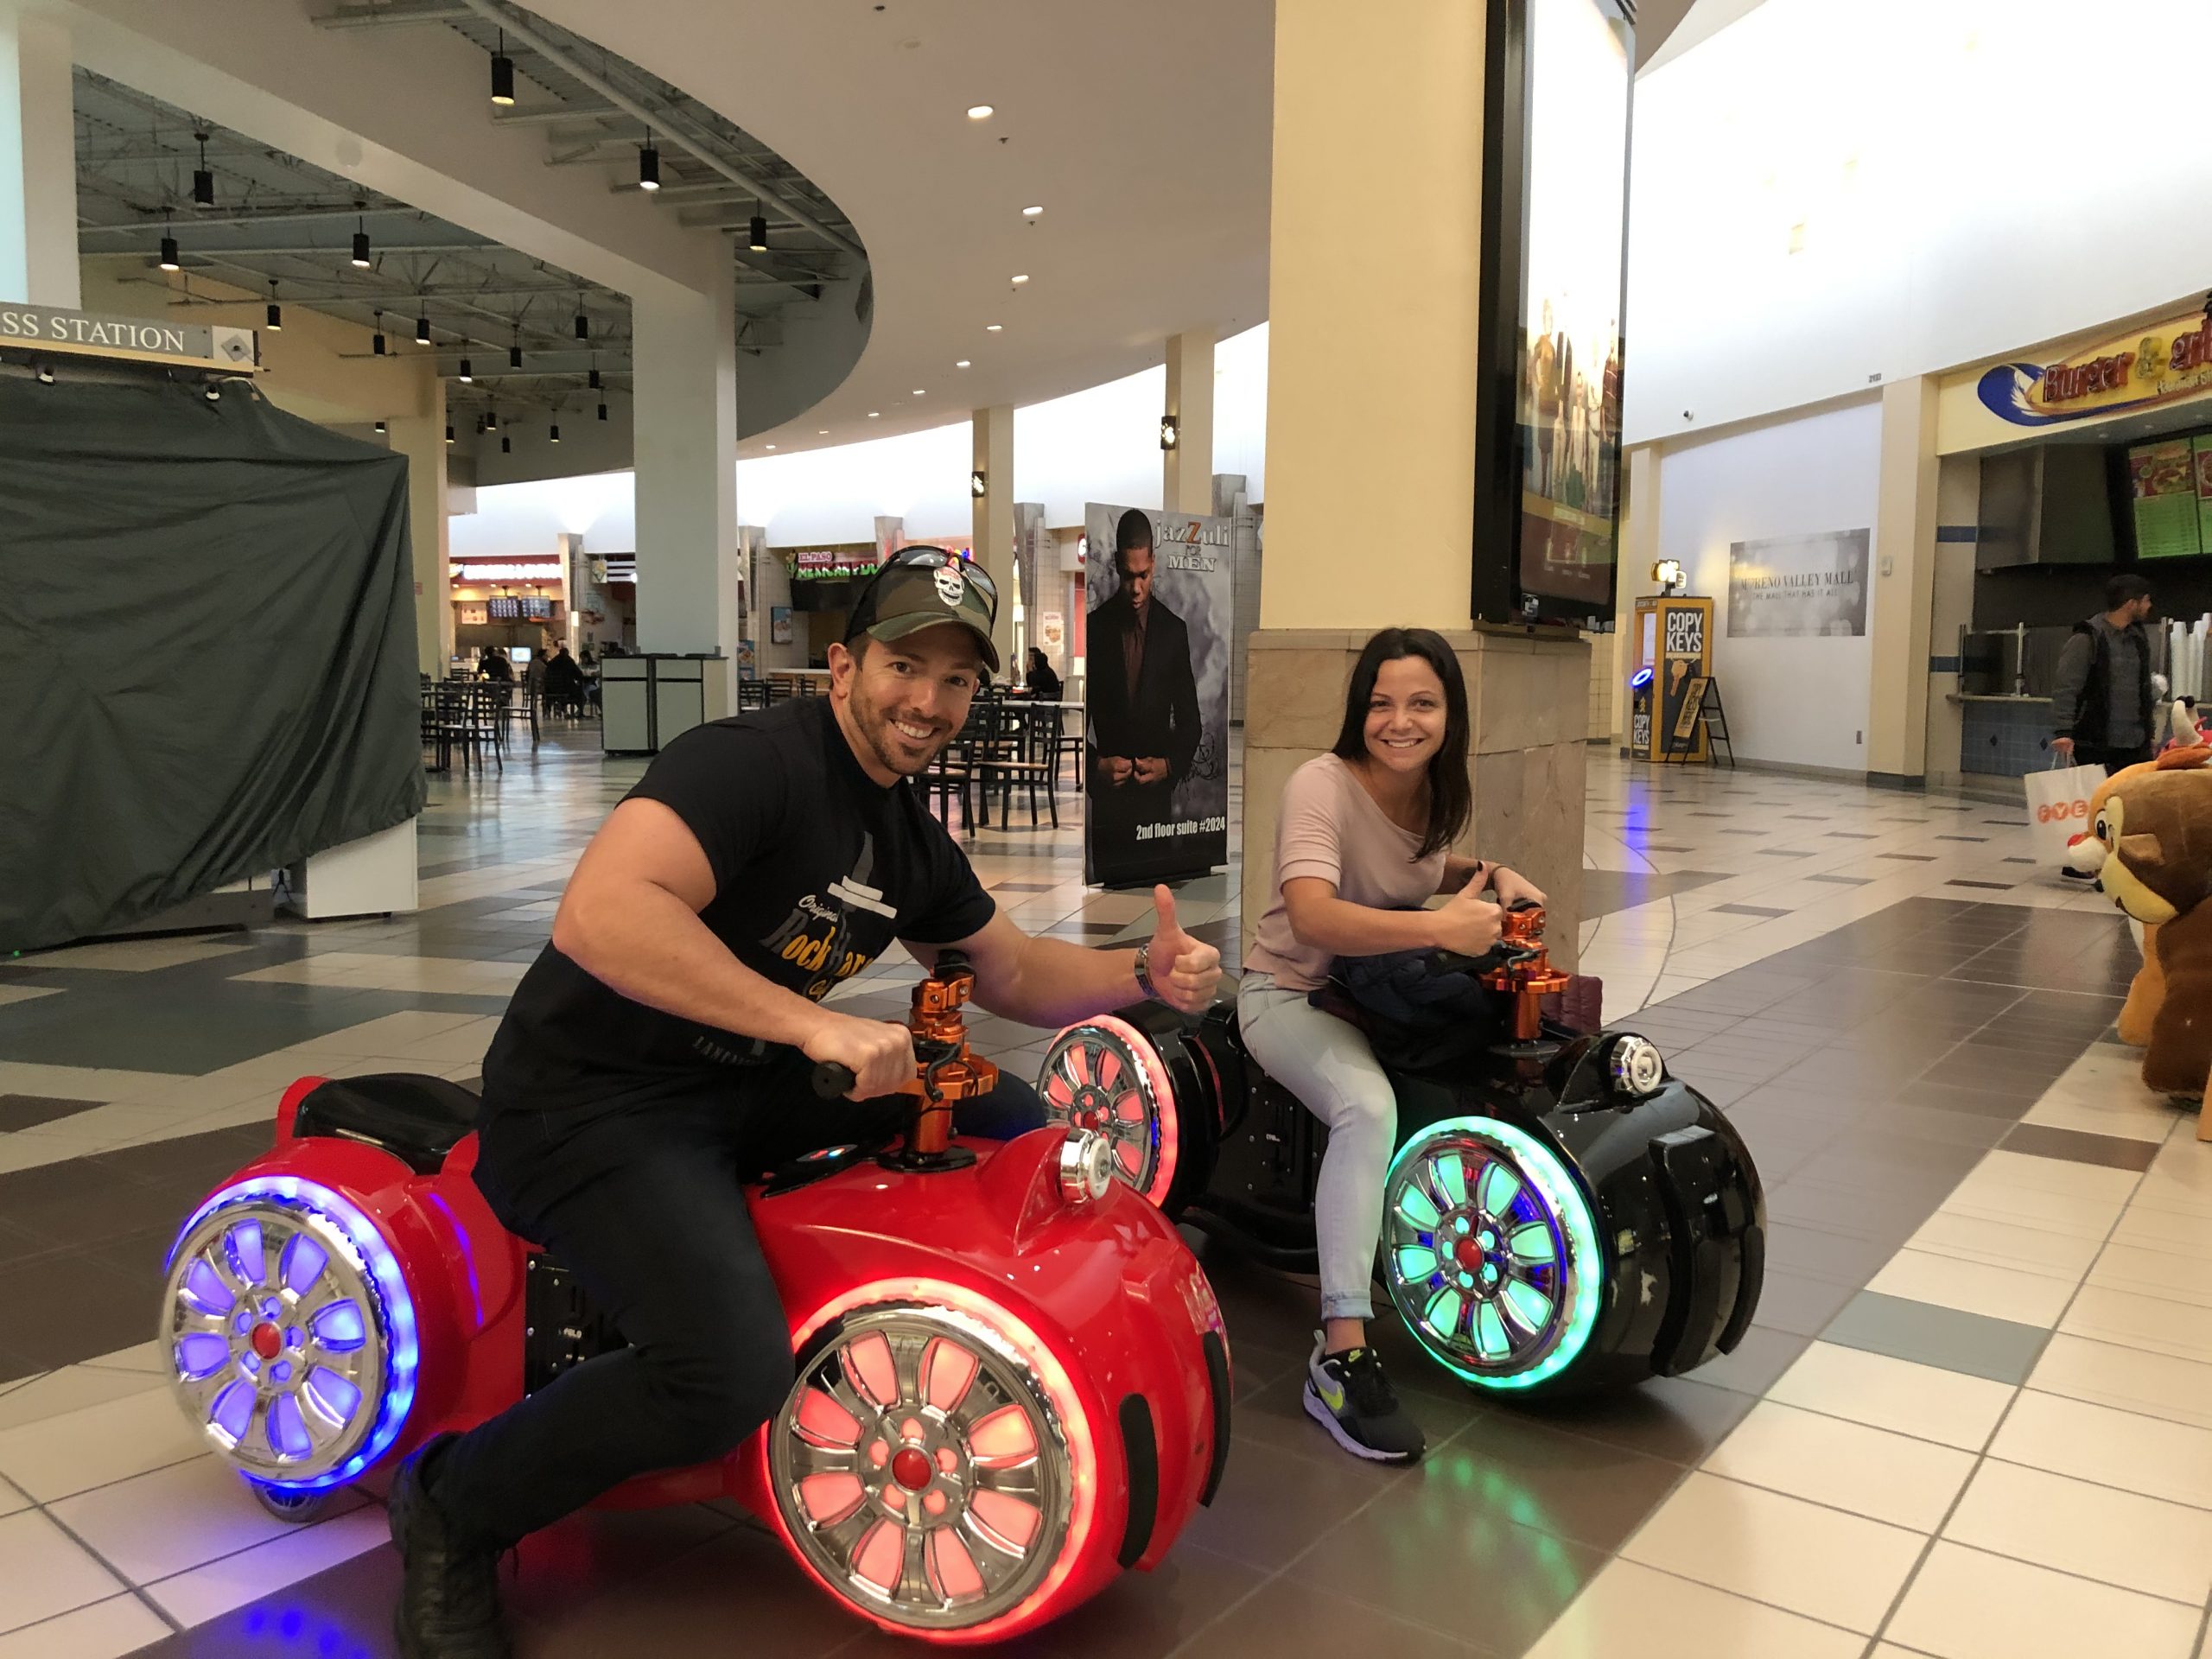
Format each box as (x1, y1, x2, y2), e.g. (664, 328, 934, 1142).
(430, 1064, 1046, 1551)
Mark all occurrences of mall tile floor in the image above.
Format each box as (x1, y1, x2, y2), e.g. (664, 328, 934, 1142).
(1, 728, 2202, 1659)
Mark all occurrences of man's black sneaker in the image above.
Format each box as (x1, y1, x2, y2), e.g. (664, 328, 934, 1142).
(388, 1434, 512, 1659)
(1302, 1334, 1426, 1464)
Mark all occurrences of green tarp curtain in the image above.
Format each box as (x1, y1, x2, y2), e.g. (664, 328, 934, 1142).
(0, 376, 425, 952)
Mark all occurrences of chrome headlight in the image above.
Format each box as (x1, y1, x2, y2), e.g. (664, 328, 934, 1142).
(1057, 1128, 1115, 1203)
(1608, 1035, 1666, 1098)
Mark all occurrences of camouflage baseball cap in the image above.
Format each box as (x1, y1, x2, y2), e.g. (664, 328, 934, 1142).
(845, 547, 1001, 672)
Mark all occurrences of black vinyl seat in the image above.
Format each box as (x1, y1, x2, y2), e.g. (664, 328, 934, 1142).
(292, 1073, 481, 1174)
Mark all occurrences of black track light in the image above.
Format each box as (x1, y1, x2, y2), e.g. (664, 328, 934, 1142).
(35, 365, 54, 385)
(205, 385, 221, 403)
(158, 232, 180, 272)
(352, 212, 372, 269)
(373, 420, 386, 435)
(588, 365, 601, 390)
(638, 139, 660, 191)
(597, 402, 607, 422)
(748, 212, 767, 253)
(508, 341, 523, 370)
(550, 423, 561, 444)
(490, 31, 515, 105)
(193, 132, 214, 208)
(485, 408, 498, 431)
(574, 302, 588, 341)
(458, 358, 473, 383)
(266, 278, 282, 332)
(372, 310, 386, 356)
(413, 315, 429, 346)
(446, 423, 455, 444)
(501, 435, 512, 454)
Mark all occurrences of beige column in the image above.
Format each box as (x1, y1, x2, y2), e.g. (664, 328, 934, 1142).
(0, 3, 77, 308)
(1162, 329, 1215, 517)
(388, 380, 451, 677)
(1243, 0, 1589, 966)
(970, 404, 1015, 670)
(1610, 443, 1663, 746)
(1866, 375, 1941, 785)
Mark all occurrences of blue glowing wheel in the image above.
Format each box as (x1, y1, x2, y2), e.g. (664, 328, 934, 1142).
(1380, 1119, 1602, 1394)
(159, 1184, 415, 1491)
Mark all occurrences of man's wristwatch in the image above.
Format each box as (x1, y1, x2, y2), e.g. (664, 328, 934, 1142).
(1134, 939, 1160, 1001)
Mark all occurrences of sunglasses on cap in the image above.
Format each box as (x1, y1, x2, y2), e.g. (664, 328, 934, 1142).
(843, 545, 1001, 672)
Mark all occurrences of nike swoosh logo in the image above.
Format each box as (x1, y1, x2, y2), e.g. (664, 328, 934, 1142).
(1314, 1376, 1346, 1412)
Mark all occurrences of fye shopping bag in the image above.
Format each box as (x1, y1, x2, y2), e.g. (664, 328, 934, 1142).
(2024, 760, 2107, 869)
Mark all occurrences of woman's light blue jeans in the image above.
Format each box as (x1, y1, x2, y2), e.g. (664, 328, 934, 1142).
(1236, 970, 1397, 1323)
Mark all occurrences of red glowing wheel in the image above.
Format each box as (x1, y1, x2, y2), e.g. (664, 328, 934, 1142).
(1035, 1017, 1177, 1207)
(767, 1300, 1096, 1641)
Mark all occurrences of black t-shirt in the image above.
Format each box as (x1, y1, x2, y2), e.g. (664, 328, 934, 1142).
(480, 697, 995, 1116)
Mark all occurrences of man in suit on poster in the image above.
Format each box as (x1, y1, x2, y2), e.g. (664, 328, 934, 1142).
(1089, 509, 1202, 850)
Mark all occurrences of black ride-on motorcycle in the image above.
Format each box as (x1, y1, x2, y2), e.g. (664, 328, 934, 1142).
(1035, 903, 1764, 1398)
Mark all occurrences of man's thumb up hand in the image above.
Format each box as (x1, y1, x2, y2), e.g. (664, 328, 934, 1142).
(1142, 884, 1222, 1014)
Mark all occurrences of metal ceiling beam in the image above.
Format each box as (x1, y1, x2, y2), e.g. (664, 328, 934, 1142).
(315, 3, 474, 27)
(155, 281, 621, 307)
(489, 104, 626, 126)
(79, 205, 431, 234)
(149, 241, 499, 258)
(452, 0, 863, 257)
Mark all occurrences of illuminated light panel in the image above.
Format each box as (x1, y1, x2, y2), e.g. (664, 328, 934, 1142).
(210, 1380, 255, 1442)
(312, 1301, 365, 1351)
(168, 1177, 421, 1492)
(1435, 1155, 1469, 1210)
(922, 1338, 978, 1411)
(1039, 1016, 1179, 1205)
(183, 1259, 234, 1314)
(1509, 1223, 1556, 1262)
(227, 1220, 265, 1286)
(797, 1387, 861, 1448)
(1097, 1049, 1122, 1090)
(846, 1333, 899, 1410)
(175, 1333, 229, 1380)
(1479, 1161, 1522, 1216)
(281, 1233, 327, 1297)
(968, 1404, 1038, 1467)
(306, 1368, 361, 1425)
(270, 1394, 312, 1460)
(928, 1529, 986, 1601)
(969, 1488, 1042, 1551)
(854, 1519, 904, 1591)
(1397, 1185, 1440, 1228)
(800, 1471, 867, 1525)
(1425, 1286, 1464, 1338)
(1475, 1302, 1513, 1361)
(785, 1280, 1098, 1642)
(1503, 1280, 1554, 1333)
(1395, 1246, 1439, 1281)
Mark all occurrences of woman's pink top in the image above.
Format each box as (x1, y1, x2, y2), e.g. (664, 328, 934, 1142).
(1243, 753, 1446, 991)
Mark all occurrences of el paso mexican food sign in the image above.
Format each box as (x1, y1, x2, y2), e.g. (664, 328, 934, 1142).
(1978, 307, 2212, 428)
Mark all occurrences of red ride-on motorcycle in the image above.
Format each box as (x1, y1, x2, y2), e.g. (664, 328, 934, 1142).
(155, 955, 1232, 1644)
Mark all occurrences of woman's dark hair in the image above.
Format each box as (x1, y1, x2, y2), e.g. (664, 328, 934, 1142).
(1330, 627, 1471, 861)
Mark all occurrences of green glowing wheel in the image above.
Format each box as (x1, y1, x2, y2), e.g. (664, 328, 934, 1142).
(1380, 1117, 1603, 1395)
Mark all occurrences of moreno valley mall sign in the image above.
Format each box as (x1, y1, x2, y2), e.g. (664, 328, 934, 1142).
(0, 302, 257, 370)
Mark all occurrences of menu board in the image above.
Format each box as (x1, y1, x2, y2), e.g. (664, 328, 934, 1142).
(486, 595, 522, 620)
(2130, 438, 2202, 559)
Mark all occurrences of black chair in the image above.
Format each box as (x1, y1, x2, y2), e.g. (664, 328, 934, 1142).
(737, 679, 770, 712)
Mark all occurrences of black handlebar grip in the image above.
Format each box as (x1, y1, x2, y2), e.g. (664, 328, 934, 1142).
(812, 1062, 856, 1099)
(1507, 898, 1542, 913)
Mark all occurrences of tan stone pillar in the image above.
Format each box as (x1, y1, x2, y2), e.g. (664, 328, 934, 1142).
(0, 4, 78, 308)
(970, 404, 1015, 671)
(1243, 0, 1590, 966)
(1866, 376, 1940, 786)
(1162, 330, 1215, 518)
(1611, 444, 1662, 746)
(388, 381, 452, 677)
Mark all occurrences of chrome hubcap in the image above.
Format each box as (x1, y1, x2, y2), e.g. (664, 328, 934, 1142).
(772, 1306, 1070, 1630)
(1384, 1135, 1573, 1372)
(1038, 1030, 1158, 1192)
(161, 1203, 385, 1480)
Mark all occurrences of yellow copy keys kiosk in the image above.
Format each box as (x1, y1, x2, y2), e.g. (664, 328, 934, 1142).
(1629, 588, 1713, 762)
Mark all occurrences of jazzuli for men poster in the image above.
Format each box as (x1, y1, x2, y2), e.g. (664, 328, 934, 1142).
(1727, 529, 1872, 638)
(1082, 503, 1230, 886)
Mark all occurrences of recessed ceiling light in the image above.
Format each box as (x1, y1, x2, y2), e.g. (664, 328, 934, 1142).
(966, 104, 994, 119)
(1021, 205, 1044, 217)
(868, 410, 880, 417)
(912, 389, 925, 396)
(765, 443, 776, 450)
(985, 323, 1002, 332)
(1010, 273, 1029, 284)
(817, 428, 829, 435)
(955, 359, 970, 368)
